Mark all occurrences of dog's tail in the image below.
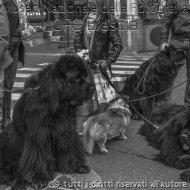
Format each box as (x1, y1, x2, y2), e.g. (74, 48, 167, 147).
(81, 120, 95, 155)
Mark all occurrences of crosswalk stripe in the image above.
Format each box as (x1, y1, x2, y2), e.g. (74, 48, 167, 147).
(112, 70, 135, 75)
(14, 82, 24, 88)
(11, 58, 147, 102)
(16, 73, 32, 78)
(116, 60, 143, 64)
(118, 58, 139, 60)
(12, 93, 21, 101)
(38, 63, 51, 66)
(111, 76, 127, 81)
(18, 67, 41, 72)
(112, 65, 140, 69)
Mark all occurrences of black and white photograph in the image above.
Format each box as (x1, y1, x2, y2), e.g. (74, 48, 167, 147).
(0, 0, 190, 189)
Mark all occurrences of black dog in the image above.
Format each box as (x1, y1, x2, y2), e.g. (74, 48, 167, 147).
(139, 103, 190, 171)
(0, 55, 94, 188)
(121, 45, 185, 119)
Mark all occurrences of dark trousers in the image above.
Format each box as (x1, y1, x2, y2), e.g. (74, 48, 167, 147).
(2, 40, 21, 126)
(170, 38, 190, 106)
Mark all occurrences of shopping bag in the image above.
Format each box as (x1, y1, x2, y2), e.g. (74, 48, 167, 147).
(93, 70, 116, 104)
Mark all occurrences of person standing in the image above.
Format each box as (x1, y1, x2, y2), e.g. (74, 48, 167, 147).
(160, 0, 190, 106)
(74, 0, 123, 115)
(0, 0, 35, 129)
(0, 0, 13, 131)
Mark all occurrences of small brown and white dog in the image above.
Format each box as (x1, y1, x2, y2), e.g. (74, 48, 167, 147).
(80, 99, 132, 154)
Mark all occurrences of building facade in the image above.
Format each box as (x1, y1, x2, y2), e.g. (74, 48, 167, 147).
(26, 0, 164, 53)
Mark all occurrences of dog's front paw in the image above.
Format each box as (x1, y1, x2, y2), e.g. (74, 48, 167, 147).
(180, 170, 190, 182)
(75, 165, 90, 174)
(100, 147, 108, 154)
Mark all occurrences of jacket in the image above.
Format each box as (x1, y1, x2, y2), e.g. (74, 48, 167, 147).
(0, 0, 12, 71)
(74, 14, 123, 70)
(161, 0, 190, 43)
(0, 0, 25, 70)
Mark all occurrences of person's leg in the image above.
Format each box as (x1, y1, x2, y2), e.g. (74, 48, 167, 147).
(0, 70, 4, 129)
(2, 46, 19, 128)
(184, 49, 190, 106)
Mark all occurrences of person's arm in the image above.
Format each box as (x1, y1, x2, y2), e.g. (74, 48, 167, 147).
(106, 17, 123, 70)
(0, 0, 12, 70)
(160, 0, 176, 43)
(74, 16, 88, 53)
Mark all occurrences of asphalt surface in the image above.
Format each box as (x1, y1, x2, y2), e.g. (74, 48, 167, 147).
(86, 59, 189, 190)
(1, 45, 190, 190)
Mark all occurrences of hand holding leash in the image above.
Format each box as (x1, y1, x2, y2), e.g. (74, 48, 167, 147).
(77, 49, 89, 61)
(96, 60, 108, 70)
(160, 42, 170, 51)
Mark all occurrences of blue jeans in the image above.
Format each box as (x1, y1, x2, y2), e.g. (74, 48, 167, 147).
(170, 38, 190, 106)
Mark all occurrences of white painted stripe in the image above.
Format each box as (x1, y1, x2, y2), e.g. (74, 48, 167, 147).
(111, 77, 127, 81)
(26, 53, 64, 56)
(116, 60, 143, 64)
(16, 73, 31, 78)
(12, 93, 21, 101)
(13, 82, 24, 88)
(118, 57, 140, 60)
(112, 65, 140, 69)
(38, 63, 51, 66)
(18, 67, 41, 71)
(142, 58, 149, 60)
(112, 70, 135, 74)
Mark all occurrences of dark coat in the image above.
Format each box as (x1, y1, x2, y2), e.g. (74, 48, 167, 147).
(0, 0, 12, 70)
(74, 14, 123, 71)
(161, 0, 190, 43)
(1, 0, 25, 67)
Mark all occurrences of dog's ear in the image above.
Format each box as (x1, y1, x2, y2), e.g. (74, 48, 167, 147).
(57, 54, 88, 78)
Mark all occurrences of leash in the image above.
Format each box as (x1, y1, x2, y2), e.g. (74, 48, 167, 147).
(130, 104, 159, 128)
(136, 56, 155, 95)
(129, 78, 190, 103)
(99, 63, 158, 128)
(0, 86, 40, 93)
(97, 63, 188, 129)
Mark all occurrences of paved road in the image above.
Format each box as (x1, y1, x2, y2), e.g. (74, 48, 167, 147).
(9, 47, 190, 190)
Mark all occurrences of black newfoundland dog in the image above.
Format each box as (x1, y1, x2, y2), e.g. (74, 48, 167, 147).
(121, 45, 185, 118)
(139, 103, 190, 182)
(0, 55, 94, 188)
